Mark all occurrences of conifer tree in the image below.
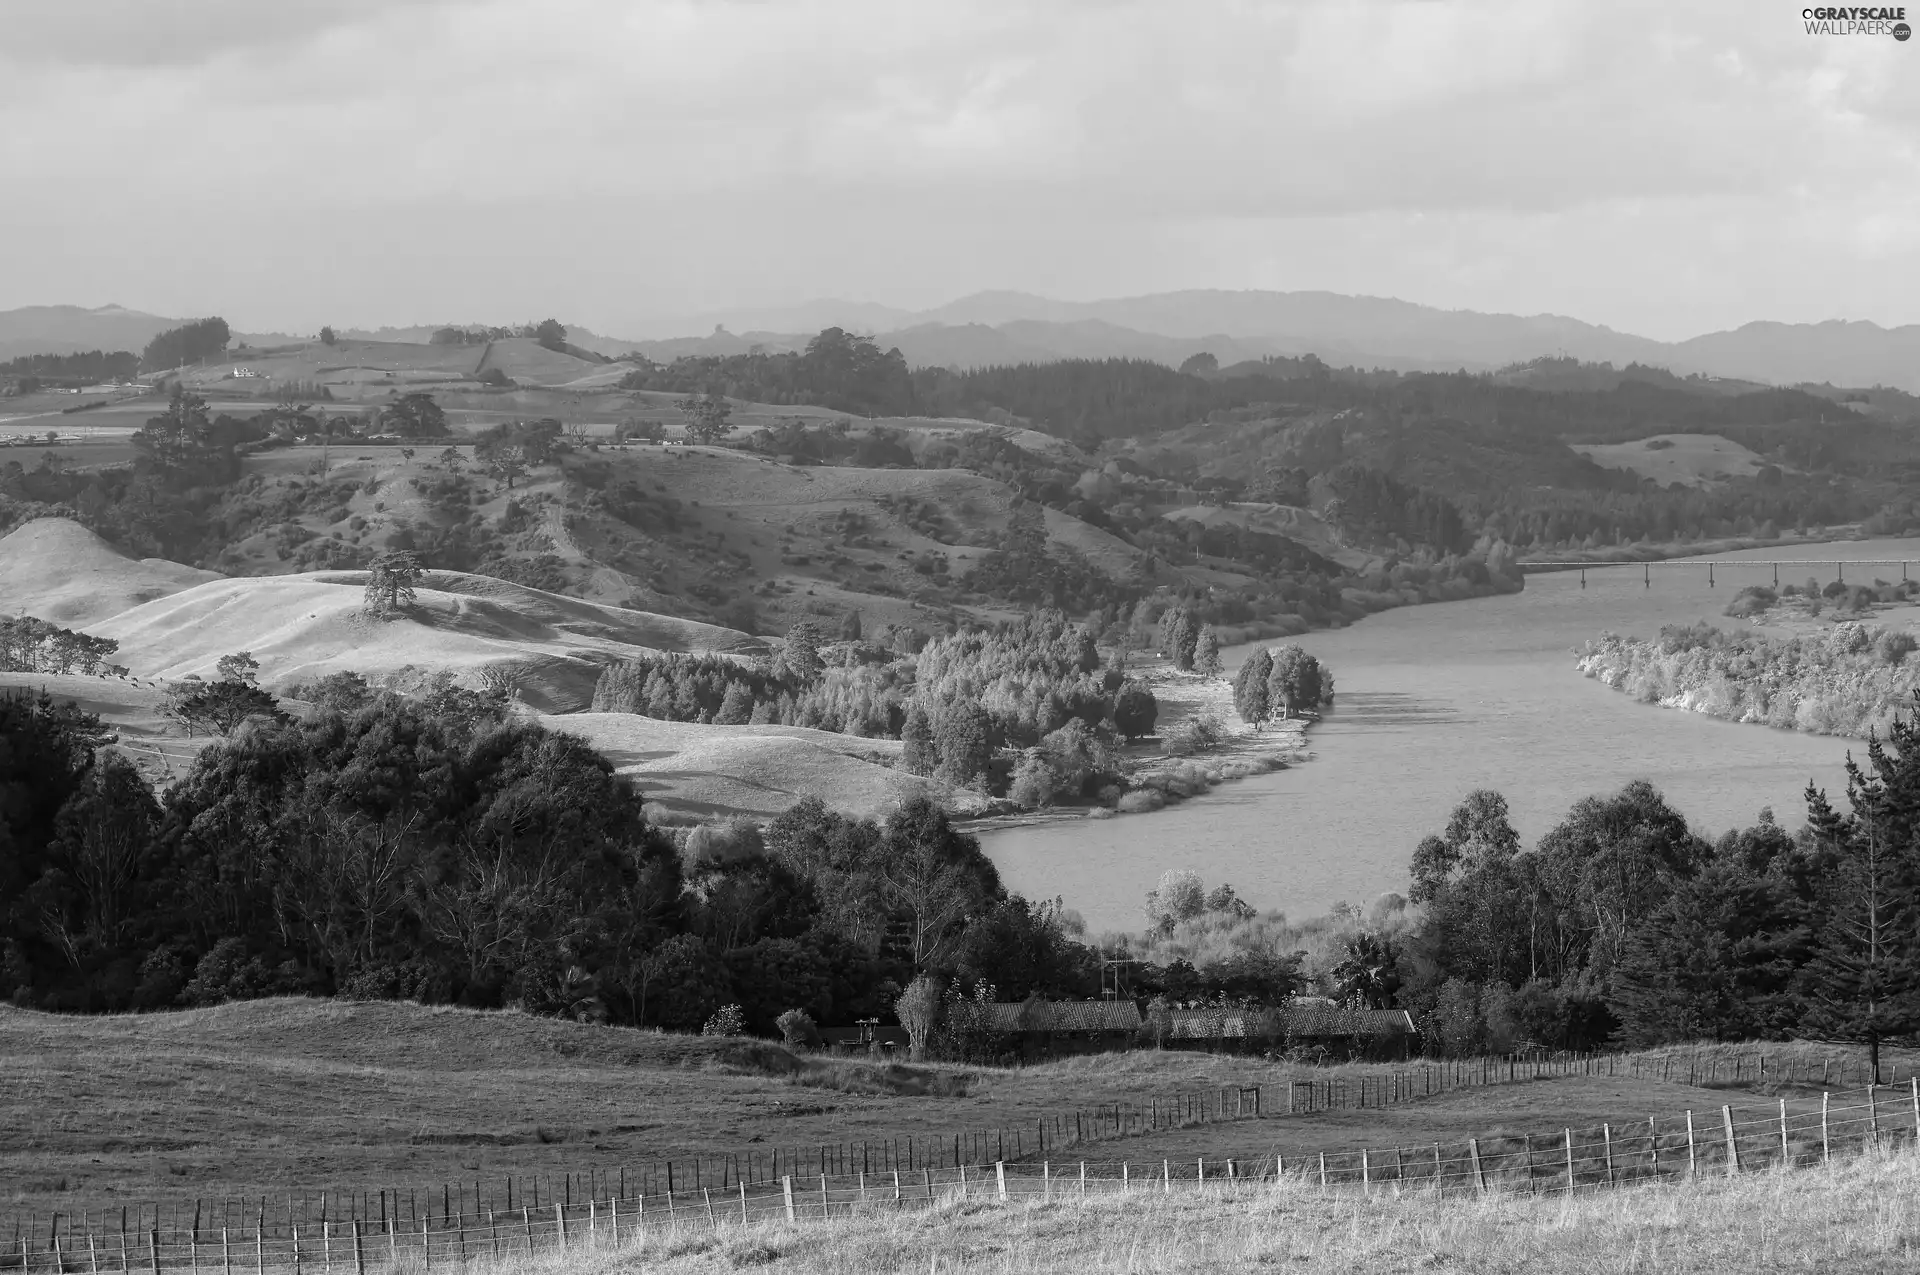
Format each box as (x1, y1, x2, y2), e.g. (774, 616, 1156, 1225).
(1232, 647, 1273, 727)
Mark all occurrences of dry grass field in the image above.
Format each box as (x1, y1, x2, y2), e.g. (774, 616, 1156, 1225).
(489, 1148, 1920, 1274)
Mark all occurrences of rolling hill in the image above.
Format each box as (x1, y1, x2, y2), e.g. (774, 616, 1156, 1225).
(0, 517, 220, 625)
(85, 567, 760, 712)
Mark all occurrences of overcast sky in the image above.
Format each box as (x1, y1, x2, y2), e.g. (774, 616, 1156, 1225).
(2, 0, 1916, 340)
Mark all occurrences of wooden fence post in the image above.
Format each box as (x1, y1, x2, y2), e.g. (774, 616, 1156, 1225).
(1779, 1099, 1790, 1167)
(1361, 1149, 1371, 1194)
(149, 1231, 160, 1275)
(288, 1226, 298, 1275)
(1079, 1163, 1086, 1198)
(1722, 1107, 1739, 1177)
(1685, 1111, 1697, 1178)
(419, 1218, 429, 1275)
(1469, 1140, 1485, 1195)
(819, 1175, 830, 1219)
(1869, 1084, 1880, 1147)
(781, 1178, 794, 1223)
(995, 1163, 1007, 1202)
(1163, 1160, 1171, 1194)
(1564, 1130, 1575, 1194)
(1822, 1092, 1831, 1162)
(1602, 1124, 1614, 1185)
(1912, 1079, 1920, 1149)
(1319, 1153, 1329, 1193)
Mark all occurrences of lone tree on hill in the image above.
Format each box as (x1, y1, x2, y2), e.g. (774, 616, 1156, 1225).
(534, 319, 568, 352)
(365, 550, 425, 616)
(319, 326, 337, 346)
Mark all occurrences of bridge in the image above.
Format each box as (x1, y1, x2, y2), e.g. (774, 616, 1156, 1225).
(1521, 558, 1920, 588)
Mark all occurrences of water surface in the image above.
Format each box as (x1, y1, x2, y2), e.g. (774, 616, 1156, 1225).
(981, 539, 1920, 933)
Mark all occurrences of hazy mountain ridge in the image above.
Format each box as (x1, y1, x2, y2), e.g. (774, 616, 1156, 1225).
(8, 294, 1920, 392)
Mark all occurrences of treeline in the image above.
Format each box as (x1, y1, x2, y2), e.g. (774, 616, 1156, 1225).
(0, 618, 122, 675)
(0, 684, 1108, 1036)
(139, 318, 230, 373)
(620, 328, 914, 417)
(1579, 616, 1920, 738)
(590, 611, 1152, 800)
(0, 350, 138, 383)
(1392, 703, 1920, 1073)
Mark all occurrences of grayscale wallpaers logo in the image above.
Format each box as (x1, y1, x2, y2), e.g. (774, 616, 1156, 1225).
(1803, 7, 1911, 36)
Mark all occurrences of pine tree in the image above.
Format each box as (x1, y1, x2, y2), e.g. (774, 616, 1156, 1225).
(1194, 629, 1222, 677)
(715, 681, 754, 725)
(901, 703, 937, 776)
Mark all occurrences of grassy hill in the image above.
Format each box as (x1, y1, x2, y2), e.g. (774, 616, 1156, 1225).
(0, 517, 219, 625)
(545, 712, 974, 821)
(85, 569, 757, 712)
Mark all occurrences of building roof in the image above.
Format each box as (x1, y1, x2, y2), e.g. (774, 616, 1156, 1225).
(980, 1000, 1144, 1034)
(1162, 1005, 1415, 1040)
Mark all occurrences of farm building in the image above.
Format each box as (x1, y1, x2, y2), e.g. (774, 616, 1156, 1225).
(979, 998, 1145, 1059)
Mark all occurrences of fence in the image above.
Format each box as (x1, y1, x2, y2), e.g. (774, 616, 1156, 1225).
(5, 1046, 1904, 1255)
(10, 1082, 1916, 1273)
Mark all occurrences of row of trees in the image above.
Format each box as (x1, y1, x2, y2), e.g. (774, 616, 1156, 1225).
(0, 618, 121, 677)
(1393, 696, 1920, 1072)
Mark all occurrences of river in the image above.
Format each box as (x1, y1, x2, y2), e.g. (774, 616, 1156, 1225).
(980, 538, 1920, 934)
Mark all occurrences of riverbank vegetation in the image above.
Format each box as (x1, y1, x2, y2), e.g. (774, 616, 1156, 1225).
(1579, 616, 1920, 738)
(1386, 695, 1920, 1074)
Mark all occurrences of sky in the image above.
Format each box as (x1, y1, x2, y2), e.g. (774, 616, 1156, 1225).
(2, 0, 1917, 341)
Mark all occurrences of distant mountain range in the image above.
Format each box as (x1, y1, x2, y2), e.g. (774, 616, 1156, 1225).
(7, 294, 1920, 393)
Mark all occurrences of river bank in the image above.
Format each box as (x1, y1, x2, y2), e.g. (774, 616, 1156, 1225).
(964, 662, 1313, 832)
(1520, 527, 1864, 571)
(979, 542, 1920, 932)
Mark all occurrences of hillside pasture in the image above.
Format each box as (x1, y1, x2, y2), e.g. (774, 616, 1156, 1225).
(84, 569, 757, 711)
(1573, 433, 1779, 487)
(6, 997, 1909, 1235)
(1163, 501, 1374, 571)
(543, 712, 951, 820)
(0, 516, 220, 625)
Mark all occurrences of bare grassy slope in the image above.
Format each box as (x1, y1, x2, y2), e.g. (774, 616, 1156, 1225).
(1573, 433, 1778, 488)
(544, 712, 968, 820)
(87, 569, 759, 711)
(0, 517, 220, 625)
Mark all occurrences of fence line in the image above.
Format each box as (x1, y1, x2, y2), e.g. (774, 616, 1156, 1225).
(10, 1082, 1916, 1273)
(4, 1045, 1901, 1247)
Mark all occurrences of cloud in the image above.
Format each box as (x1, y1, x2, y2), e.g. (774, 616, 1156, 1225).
(1, 0, 1915, 336)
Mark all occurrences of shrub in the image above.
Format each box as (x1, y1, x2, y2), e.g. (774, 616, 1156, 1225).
(775, 1007, 819, 1050)
(703, 1004, 747, 1037)
(1163, 712, 1225, 756)
(1878, 630, 1917, 667)
(1008, 751, 1054, 808)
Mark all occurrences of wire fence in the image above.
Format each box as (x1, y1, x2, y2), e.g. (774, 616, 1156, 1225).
(10, 1081, 1917, 1274)
(5, 1045, 1905, 1249)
